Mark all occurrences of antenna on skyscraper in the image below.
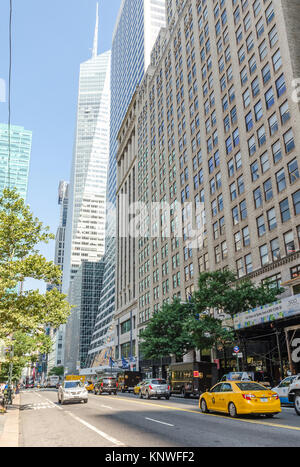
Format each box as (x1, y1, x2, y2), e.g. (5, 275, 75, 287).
(92, 2, 99, 58)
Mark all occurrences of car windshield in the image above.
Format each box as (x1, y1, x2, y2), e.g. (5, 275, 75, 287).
(236, 382, 268, 391)
(64, 381, 83, 389)
(151, 379, 167, 385)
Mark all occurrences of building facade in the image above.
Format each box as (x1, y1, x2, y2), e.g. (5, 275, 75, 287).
(115, 0, 300, 377)
(0, 123, 32, 199)
(86, 0, 166, 369)
(62, 7, 111, 294)
(64, 260, 105, 374)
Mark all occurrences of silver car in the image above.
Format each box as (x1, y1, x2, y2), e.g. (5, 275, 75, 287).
(140, 379, 170, 400)
(58, 380, 88, 405)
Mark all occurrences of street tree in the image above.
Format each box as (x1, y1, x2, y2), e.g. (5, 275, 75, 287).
(0, 188, 71, 345)
(139, 298, 194, 361)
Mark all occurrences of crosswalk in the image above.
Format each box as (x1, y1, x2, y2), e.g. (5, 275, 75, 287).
(22, 402, 56, 411)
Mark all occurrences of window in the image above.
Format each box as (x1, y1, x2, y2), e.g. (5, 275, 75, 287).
(276, 168, 286, 193)
(280, 101, 290, 125)
(276, 74, 286, 97)
(257, 125, 266, 147)
(272, 140, 282, 164)
(256, 18, 264, 38)
(264, 178, 273, 201)
(245, 253, 253, 273)
(262, 63, 271, 84)
(293, 190, 300, 216)
(283, 231, 295, 256)
(260, 244, 269, 266)
(257, 215, 266, 237)
(268, 113, 278, 136)
(236, 258, 245, 278)
(272, 49, 282, 72)
(251, 160, 259, 182)
(254, 100, 263, 121)
(270, 238, 280, 261)
(269, 26, 278, 48)
(266, 2, 275, 25)
(240, 199, 247, 220)
(243, 226, 250, 246)
(245, 111, 253, 131)
(284, 129, 295, 154)
(267, 207, 277, 231)
(252, 77, 260, 97)
(265, 87, 274, 109)
(248, 135, 256, 156)
(260, 151, 270, 173)
(259, 39, 267, 61)
(235, 232, 242, 252)
(288, 159, 299, 184)
(254, 187, 263, 208)
(279, 198, 291, 222)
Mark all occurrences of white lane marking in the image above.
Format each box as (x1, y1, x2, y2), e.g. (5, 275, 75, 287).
(101, 405, 114, 410)
(65, 411, 125, 446)
(145, 417, 174, 427)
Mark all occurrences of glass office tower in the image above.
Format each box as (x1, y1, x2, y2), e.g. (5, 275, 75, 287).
(62, 11, 111, 294)
(0, 124, 32, 200)
(86, 0, 166, 368)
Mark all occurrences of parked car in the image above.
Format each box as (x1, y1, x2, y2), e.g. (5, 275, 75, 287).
(139, 379, 171, 400)
(200, 381, 281, 418)
(94, 376, 118, 395)
(288, 374, 300, 415)
(272, 375, 299, 405)
(58, 380, 88, 405)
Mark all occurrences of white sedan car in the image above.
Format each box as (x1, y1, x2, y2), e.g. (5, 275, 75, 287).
(58, 380, 88, 405)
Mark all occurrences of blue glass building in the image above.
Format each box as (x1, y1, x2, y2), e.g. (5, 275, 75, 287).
(0, 124, 32, 200)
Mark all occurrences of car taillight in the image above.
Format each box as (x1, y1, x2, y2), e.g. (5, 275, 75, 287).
(101, 383, 103, 387)
(272, 394, 279, 400)
(149, 385, 153, 390)
(116, 383, 118, 387)
(168, 386, 170, 390)
(242, 394, 256, 401)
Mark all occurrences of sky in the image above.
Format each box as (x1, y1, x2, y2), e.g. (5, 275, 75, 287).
(0, 0, 122, 291)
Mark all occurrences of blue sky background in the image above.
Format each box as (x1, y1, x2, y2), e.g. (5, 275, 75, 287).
(0, 0, 121, 291)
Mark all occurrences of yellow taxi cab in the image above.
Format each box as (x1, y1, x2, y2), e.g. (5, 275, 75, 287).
(199, 381, 281, 418)
(85, 381, 94, 393)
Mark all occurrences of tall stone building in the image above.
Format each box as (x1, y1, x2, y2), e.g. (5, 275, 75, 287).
(116, 0, 300, 376)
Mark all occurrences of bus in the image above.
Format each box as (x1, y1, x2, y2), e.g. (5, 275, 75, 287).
(169, 362, 218, 398)
(46, 375, 60, 388)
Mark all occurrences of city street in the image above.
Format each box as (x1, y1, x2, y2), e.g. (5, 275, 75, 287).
(19, 389, 300, 448)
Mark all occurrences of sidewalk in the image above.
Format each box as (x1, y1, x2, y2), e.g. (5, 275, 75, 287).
(0, 393, 20, 447)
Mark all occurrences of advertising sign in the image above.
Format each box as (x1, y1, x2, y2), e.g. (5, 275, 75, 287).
(233, 294, 300, 330)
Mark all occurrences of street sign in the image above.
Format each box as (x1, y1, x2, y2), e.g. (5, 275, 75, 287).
(232, 353, 243, 358)
(233, 346, 240, 353)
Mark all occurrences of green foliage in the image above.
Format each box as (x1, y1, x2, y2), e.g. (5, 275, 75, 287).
(0, 188, 71, 358)
(49, 366, 64, 377)
(140, 270, 283, 361)
(140, 298, 194, 360)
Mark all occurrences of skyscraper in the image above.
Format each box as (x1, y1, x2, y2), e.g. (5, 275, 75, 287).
(62, 5, 111, 293)
(86, 0, 166, 369)
(0, 123, 32, 199)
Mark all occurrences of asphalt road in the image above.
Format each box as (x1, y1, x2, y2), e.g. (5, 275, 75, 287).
(19, 389, 300, 448)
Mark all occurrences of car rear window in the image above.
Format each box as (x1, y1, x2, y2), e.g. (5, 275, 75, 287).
(103, 378, 116, 384)
(151, 379, 167, 385)
(236, 382, 268, 391)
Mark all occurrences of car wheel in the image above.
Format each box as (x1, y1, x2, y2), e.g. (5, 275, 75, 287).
(84, 399, 88, 404)
(295, 394, 300, 416)
(58, 397, 61, 404)
(61, 397, 65, 406)
(147, 391, 151, 400)
(139, 391, 143, 399)
(200, 398, 209, 413)
(228, 402, 238, 418)
(165, 396, 170, 400)
(265, 413, 275, 418)
(114, 391, 117, 395)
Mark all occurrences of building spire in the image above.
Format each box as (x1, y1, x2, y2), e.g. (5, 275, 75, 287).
(92, 2, 99, 58)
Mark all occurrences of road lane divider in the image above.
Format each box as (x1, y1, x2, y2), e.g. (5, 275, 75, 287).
(103, 396, 300, 433)
(145, 417, 174, 427)
(65, 411, 125, 447)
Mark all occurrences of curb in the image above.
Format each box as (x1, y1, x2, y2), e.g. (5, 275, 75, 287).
(0, 394, 20, 447)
